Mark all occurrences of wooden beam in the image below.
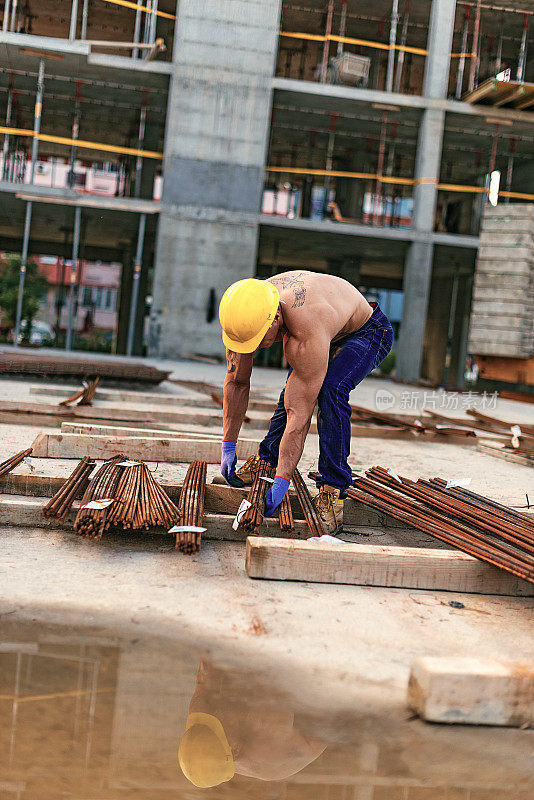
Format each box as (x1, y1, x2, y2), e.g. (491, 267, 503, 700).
(30, 432, 260, 462)
(0, 495, 309, 541)
(29, 385, 276, 413)
(0, 399, 271, 430)
(59, 421, 260, 443)
(408, 657, 534, 727)
(477, 440, 534, 468)
(245, 537, 533, 596)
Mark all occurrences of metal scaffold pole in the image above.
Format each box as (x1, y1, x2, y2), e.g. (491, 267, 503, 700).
(81, 0, 89, 40)
(13, 58, 44, 346)
(455, 9, 470, 99)
(68, 82, 82, 188)
(9, 0, 18, 32)
(394, 0, 410, 94)
(386, 0, 400, 93)
(516, 14, 529, 81)
(133, 4, 142, 59)
(126, 213, 147, 356)
(134, 94, 147, 198)
(2, 75, 14, 179)
(69, 0, 79, 41)
(65, 206, 82, 351)
(468, 0, 481, 92)
(337, 0, 347, 55)
(320, 0, 334, 82)
(3, 0, 11, 31)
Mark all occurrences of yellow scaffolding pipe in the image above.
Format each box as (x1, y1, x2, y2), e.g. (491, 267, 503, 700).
(279, 30, 476, 58)
(0, 124, 163, 159)
(101, 0, 176, 21)
(265, 166, 534, 201)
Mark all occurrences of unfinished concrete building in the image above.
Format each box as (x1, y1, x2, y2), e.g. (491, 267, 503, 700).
(0, 0, 533, 388)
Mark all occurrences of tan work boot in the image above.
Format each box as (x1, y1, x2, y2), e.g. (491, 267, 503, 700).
(235, 454, 261, 485)
(313, 484, 344, 535)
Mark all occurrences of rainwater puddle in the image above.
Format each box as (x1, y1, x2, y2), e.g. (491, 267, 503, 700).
(0, 616, 532, 799)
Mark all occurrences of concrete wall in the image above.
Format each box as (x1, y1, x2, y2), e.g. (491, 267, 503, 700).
(149, 0, 282, 358)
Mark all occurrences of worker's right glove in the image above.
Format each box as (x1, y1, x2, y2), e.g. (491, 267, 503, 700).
(221, 441, 245, 488)
(264, 476, 290, 516)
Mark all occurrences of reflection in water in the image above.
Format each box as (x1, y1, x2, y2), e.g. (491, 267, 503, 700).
(0, 617, 532, 799)
(179, 661, 326, 787)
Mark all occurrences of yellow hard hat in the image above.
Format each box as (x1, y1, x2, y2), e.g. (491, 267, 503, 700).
(219, 279, 280, 353)
(178, 712, 235, 788)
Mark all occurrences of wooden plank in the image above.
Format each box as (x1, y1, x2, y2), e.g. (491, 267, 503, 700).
(408, 657, 534, 727)
(245, 537, 533, 596)
(0, 494, 309, 541)
(28, 385, 277, 413)
(0, 399, 271, 430)
(30, 432, 260, 462)
(477, 440, 534, 468)
(59, 421, 261, 443)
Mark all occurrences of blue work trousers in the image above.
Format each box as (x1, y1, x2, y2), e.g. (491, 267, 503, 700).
(258, 303, 393, 490)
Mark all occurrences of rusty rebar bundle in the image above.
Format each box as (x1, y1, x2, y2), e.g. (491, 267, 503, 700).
(292, 468, 325, 538)
(239, 458, 274, 534)
(105, 462, 180, 532)
(176, 461, 207, 554)
(278, 492, 295, 533)
(42, 456, 96, 519)
(74, 456, 124, 539)
(59, 377, 100, 406)
(0, 448, 33, 479)
(347, 466, 534, 584)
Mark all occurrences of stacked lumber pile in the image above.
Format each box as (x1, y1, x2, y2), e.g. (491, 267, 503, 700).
(0, 351, 169, 384)
(468, 205, 534, 360)
(350, 404, 478, 441)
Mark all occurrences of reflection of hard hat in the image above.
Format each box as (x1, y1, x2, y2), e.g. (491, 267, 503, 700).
(178, 712, 235, 788)
(219, 279, 280, 354)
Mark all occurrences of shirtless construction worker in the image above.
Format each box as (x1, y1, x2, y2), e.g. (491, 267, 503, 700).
(218, 271, 393, 533)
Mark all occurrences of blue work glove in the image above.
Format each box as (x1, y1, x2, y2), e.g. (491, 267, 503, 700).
(221, 441, 245, 488)
(264, 476, 290, 517)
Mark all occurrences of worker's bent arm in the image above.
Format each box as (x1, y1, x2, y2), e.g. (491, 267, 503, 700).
(223, 349, 253, 442)
(276, 334, 330, 480)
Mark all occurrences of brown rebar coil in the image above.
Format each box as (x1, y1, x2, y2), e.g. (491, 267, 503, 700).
(0, 447, 33, 479)
(74, 455, 124, 540)
(278, 492, 294, 533)
(347, 466, 534, 585)
(42, 456, 96, 519)
(239, 458, 274, 535)
(176, 461, 207, 554)
(292, 468, 325, 538)
(59, 376, 100, 407)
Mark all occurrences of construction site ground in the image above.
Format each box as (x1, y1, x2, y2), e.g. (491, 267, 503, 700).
(0, 360, 533, 792)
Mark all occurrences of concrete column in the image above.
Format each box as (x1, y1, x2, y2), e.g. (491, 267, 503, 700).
(148, 0, 282, 359)
(396, 0, 456, 382)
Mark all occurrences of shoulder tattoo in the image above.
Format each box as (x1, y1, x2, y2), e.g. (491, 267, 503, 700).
(292, 287, 306, 308)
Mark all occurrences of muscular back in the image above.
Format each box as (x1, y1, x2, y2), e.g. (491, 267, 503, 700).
(266, 271, 372, 347)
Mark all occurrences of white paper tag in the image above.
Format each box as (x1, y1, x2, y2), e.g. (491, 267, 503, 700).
(445, 478, 472, 490)
(307, 535, 343, 544)
(82, 380, 88, 388)
(259, 476, 274, 483)
(232, 498, 251, 530)
(81, 498, 115, 510)
(23, 457, 35, 472)
(118, 460, 142, 467)
(387, 467, 402, 483)
(511, 425, 522, 449)
(168, 525, 207, 534)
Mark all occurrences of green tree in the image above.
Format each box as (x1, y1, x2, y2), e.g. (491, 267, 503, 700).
(0, 254, 48, 342)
